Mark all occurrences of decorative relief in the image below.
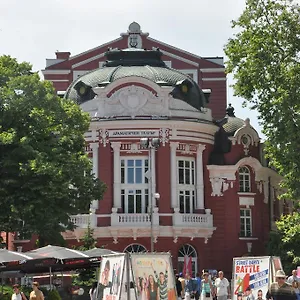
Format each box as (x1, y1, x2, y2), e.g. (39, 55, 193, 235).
(85, 143, 92, 153)
(210, 178, 234, 197)
(121, 143, 142, 153)
(159, 128, 169, 146)
(99, 129, 109, 147)
(178, 143, 197, 154)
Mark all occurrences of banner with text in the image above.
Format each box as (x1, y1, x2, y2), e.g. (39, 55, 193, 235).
(233, 257, 270, 300)
(131, 253, 177, 300)
(97, 254, 125, 300)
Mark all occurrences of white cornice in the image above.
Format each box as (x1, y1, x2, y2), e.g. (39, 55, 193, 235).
(69, 37, 123, 60)
(200, 68, 226, 73)
(202, 77, 226, 81)
(42, 69, 71, 75)
(72, 52, 106, 69)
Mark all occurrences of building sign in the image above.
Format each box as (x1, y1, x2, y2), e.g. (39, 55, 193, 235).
(109, 130, 159, 138)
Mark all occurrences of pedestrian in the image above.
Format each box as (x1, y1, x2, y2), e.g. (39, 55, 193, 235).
(183, 273, 197, 300)
(266, 270, 296, 300)
(175, 273, 183, 299)
(11, 284, 27, 300)
(215, 271, 230, 300)
(287, 270, 300, 300)
(201, 272, 214, 300)
(194, 273, 202, 300)
(89, 282, 98, 300)
(29, 282, 44, 300)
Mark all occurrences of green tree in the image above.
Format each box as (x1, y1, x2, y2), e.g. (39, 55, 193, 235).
(224, 0, 300, 263)
(73, 224, 97, 287)
(0, 55, 106, 245)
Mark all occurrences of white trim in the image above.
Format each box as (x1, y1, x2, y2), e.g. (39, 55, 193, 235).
(156, 48, 199, 67)
(69, 37, 123, 60)
(72, 52, 106, 69)
(240, 207, 253, 237)
(50, 79, 69, 82)
(163, 61, 172, 68)
(147, 37, 204, 61)
(180, 69, 198, 82)
(200, 68, 226, 73)
(202, 77, 226, 81)
(73, 70, 89, 81)
(239, 237, 259, 241)
(42, 69, 71, 75)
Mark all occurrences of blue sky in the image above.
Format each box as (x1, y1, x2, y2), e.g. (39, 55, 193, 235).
(0, 0, 274, 138)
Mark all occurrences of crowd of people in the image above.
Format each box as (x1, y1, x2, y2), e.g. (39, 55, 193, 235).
(174, 269, 300, 300)
(11, 282, 44, 300)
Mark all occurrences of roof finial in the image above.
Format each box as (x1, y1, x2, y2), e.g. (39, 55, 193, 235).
(226, 103, 235, 117)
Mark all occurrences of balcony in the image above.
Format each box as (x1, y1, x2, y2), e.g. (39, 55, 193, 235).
(173, 212, 213, 228)
(111, 211, 159, 227)
(70, 213, 96, 229)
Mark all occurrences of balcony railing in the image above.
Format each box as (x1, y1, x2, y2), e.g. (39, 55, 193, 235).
(70, 213, 95, 229)
(173, 213, 213, 227)
(111, 213, 159, 227)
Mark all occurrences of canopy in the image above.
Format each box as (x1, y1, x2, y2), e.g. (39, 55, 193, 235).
(83, 248, 119, 257)
(0, 249, 33, 263)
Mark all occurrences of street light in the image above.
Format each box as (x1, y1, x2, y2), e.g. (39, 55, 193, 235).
(140, 137, 160, 252)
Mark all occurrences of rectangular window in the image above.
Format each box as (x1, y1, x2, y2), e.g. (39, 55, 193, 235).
(179, 190, 195, 213)
(177, 158, 196, 213)
(240, 208, 252, 237)
(121, 158, 149, 214)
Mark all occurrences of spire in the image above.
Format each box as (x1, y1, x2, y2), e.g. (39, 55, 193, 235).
(226, 103, 235, 117)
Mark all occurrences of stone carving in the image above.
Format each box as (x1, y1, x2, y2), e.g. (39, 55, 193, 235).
(159, 128, 169, 146)
(126, 143, 142, 153)
(99, 129, 109, 147)
(210, 177, 225, 196)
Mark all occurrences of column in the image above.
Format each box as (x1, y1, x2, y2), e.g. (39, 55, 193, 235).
(90, 142, 99, 178)
(111, 142, 122, 209)
(90, 142, 99, 210)
(170, 142, 179, 208)
(150, 147, 157, 208)
(196, 144, 206, 209)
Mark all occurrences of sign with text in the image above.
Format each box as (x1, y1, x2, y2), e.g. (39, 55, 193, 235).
(97, 254, 125, 300)
(233, 257, 270, 300)
(109, 130, 159, 138)
(131, 253, 177, 300)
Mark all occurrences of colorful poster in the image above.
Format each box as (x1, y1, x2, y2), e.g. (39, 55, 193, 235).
(97, 254, 125, 300)
(233, 257, 270, 300)
(131, 253, 177, 300)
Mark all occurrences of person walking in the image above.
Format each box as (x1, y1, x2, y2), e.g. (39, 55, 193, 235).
(11, 284, 27, 300)
(287, 270, 300, 300)
(266, 270, 296, 300)
(201, 273, 214, 300)
(29, 282, 44, 300)
(215, 271, 230, 300)
(183, 273, 197, 300)
(194, 273, 202, 300)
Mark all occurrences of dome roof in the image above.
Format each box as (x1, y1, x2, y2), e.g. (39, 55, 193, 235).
(221, 104, 246, 136)
(65, 48, 208, 111)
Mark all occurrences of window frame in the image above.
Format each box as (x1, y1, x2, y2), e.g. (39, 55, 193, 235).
(240, 208, 252, 237)
(238, 166, 251, 192)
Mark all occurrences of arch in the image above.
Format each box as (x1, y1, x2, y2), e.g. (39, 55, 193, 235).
(177, 244, 198, 275)
(124, 243, 147, 253)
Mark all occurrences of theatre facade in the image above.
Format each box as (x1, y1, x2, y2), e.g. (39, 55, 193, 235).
(14, 23, 290, 275)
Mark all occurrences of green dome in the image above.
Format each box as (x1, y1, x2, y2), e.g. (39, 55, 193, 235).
(64, 48, 208, 111)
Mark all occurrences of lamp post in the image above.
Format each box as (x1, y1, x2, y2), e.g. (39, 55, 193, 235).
(140, 137, 160, 252)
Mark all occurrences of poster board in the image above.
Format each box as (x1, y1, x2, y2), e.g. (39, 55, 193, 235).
(232, 256, 271, 300)
(97, 254, 126, 300)
(130, 253, 177, 300)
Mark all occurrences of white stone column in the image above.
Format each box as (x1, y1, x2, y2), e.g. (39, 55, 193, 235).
(90, 142, 99, 178)
(111, 142, 122, 209)
(170, 142, 179, 208)
(150, 147, 157, 208)
(90, 142, 99, 210)
(196, 144, 206, 209)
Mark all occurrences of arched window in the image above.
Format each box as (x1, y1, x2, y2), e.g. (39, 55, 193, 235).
(178, 244, 198, 275)
(124, 243, 147, 253)
(239, 166, 251, 192)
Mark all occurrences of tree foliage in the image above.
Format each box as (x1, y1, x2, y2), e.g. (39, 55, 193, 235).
(224, 0, 300, 200)
(0, 55, 106, 245)
(224, 0, 300, 264)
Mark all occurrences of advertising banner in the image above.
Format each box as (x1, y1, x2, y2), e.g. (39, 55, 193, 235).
(97, 254, 125, 300)
(233, 257, 270, 300)
(131, 253, 177, 300)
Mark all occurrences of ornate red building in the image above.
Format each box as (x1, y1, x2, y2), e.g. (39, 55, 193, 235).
(12, 22, 290, 276)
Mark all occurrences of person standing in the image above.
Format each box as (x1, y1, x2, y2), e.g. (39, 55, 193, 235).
(29, 282, 44, 300)
(266, 270, 296, 300)
(215, 271, 230, 300)
(11, 284, 27, 300)
(175, 274, 183, 299)
(201, 273, 214, 300)
(183, 273, 197, 300)
(89, 282, 98, 300)
(194, 273, 202, 300)
(287, 270, 300, 300)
